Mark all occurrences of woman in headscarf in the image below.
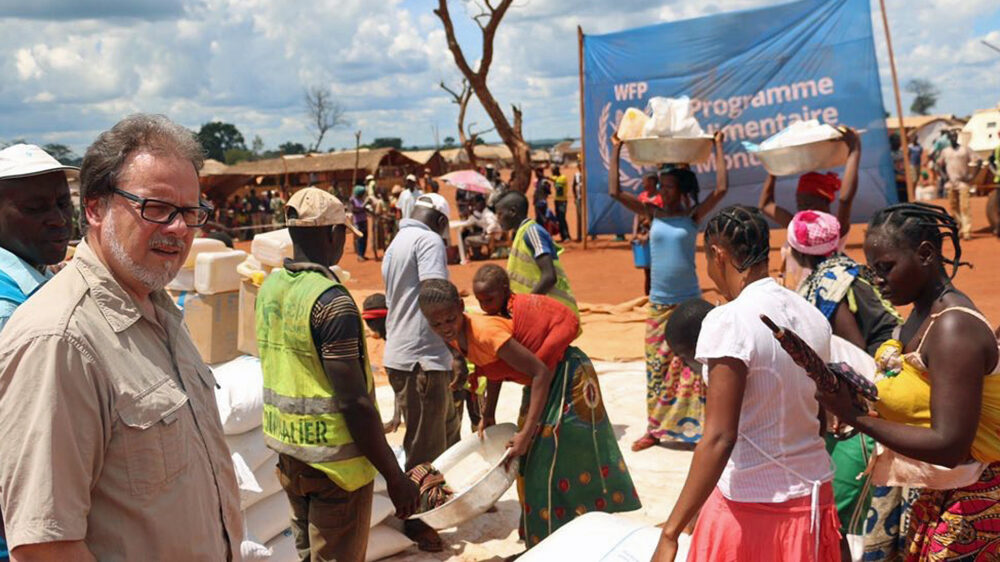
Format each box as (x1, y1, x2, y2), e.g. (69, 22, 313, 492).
(787, 209, 903, 559)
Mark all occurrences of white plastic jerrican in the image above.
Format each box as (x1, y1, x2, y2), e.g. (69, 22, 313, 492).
(183, 237, 228, 269)
(251, 228, 293, 268)
(166, 268, 195, 292)
(616, 108, 650, 141)
(412, 423, 519, 530)
(194, 249, 246, 295)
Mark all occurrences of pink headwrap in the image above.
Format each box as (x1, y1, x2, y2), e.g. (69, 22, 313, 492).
(787, 210, 841, 256)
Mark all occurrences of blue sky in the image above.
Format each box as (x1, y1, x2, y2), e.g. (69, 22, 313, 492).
(0, 0, 997, 155)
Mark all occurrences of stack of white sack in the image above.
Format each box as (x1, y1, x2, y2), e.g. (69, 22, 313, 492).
(616, 96, 706, 140)
(213, 355, 289, 558)
(747, 118, 842, 152)
(215, 355, 413, 561)
(520, 512, 689, 562)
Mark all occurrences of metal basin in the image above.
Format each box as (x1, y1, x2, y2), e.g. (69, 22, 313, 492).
(411, 423, 519, 530)
(624, 136, 714, 166)
(756, 138, 849, 176)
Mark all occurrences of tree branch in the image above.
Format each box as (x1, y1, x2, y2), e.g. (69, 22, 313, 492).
(435, 1, 478, 79)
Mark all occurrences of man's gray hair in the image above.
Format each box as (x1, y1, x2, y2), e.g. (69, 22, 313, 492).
(79, 113, 204, 211)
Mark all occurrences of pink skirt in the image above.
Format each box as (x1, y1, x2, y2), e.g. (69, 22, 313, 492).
(687, 483, 842, 562)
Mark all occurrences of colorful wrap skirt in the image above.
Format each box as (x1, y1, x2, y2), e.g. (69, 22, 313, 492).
(645, 303, 705, 443)
(904, 461, 1000, 561)
(517, 346, 641, 547)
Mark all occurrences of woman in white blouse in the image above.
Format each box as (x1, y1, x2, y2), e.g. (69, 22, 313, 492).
(652, 205, 841, 562)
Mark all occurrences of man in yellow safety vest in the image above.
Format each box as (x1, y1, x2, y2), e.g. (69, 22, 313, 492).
(257, 187, 419, 562)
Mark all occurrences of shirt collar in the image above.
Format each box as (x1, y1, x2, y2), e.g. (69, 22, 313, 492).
(519, 218, 533, 229)
(399, 218, 432, 231)
(73, 240, 182, 334)
(0, 245, 52, 297)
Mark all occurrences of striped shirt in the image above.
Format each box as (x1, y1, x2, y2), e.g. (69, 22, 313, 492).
(519, 218, 558, 260)
(310, 285, 362, 362)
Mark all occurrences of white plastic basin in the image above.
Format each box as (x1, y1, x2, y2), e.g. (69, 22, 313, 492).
(756, 138, 849, 176)
(412, 423, 519, 530)
(624, 136, 714, 166)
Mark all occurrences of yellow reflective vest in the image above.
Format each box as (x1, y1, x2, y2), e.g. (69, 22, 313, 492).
(256, 267, 376, 491)
(507, 219, 579, 317)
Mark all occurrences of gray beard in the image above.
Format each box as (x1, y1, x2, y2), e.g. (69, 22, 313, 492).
(104, 219, 178, 292)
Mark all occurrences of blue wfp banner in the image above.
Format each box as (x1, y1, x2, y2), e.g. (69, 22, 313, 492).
(582, 0, 894, 234)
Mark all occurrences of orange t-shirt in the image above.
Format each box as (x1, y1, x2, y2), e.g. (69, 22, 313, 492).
(458, 294, 580, 386)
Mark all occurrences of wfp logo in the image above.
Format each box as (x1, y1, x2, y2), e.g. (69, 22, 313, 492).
(598, 102, 649, 193)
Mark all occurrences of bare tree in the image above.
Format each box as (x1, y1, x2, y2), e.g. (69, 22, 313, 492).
(435, 0, 531, 191)
(305, 85, 348, 152)
(441, 79, 496, 169)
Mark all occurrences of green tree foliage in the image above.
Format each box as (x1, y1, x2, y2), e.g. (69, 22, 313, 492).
(278, 141, 308, 155)
(196, 121, 246, 161)
(369, 137, 402, 149)
(906, 78, 939, 116)
(443, 136, 456, 147)
(42, 143, 82, 166)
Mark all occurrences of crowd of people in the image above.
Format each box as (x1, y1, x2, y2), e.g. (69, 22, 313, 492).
(0, 112, 998, 562)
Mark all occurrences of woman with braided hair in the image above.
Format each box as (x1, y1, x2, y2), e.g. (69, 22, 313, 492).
(416, 279, 640, 550)
(653, 205, 842, 562)
(815, 202, 1000, 561)
(608, 132, 729, 452)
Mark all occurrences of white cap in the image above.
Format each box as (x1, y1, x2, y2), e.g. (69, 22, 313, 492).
(0, 144, 79, 181)
(406, 173, 417, 182)
(415, 193, 450, 218)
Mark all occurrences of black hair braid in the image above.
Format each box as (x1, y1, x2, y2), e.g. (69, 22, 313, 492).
(417, 279, 462, 310)
(868, 202, 969, 278)
(704, 205, 770, 271)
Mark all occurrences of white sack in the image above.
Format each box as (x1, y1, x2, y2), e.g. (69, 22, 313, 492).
(642, 96, 705, 138)
(213, 355, 264, 435)
(365, 524, 414, 562)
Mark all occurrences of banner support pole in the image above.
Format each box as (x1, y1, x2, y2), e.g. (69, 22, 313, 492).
(879, 0, 913, 202)
(577, 25, 589, 249)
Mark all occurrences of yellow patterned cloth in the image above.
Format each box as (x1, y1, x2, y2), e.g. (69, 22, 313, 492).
(874, 336, 1000, 464)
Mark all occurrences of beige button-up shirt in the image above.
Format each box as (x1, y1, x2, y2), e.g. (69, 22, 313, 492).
(0, 241, 243, 560)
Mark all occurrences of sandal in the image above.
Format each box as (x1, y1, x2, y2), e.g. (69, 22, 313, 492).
(631, 434, 659, 452)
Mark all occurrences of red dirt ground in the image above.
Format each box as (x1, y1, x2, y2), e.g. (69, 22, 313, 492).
(281, 194, 1000, 324)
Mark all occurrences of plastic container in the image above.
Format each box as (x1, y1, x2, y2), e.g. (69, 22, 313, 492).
(412, 423, 518, 530)
(167, 268, 195, 292)
(755, 138, 849, 176)
(617, 108, 650, 141)
(251, 229, 293, 268)
(624, 136, 713, 165)
(195, 249, 247, 294)
(631, 241, 651, 268)
(183, 237, 227, 269)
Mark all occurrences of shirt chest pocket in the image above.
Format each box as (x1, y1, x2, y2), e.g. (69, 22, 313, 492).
(117, 377, 191, 496)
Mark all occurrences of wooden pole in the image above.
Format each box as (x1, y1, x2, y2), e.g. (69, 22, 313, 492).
(879, 0, 913, 202)
(352, 130, 361, 190)
(577, 25, 589, 249)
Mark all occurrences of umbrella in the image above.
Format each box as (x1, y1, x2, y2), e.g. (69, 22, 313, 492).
(759, 315, 878, 405)
(440, 170, 494, 195)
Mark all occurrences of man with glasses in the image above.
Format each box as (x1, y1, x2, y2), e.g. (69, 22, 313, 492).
(0, 114, 242, 561)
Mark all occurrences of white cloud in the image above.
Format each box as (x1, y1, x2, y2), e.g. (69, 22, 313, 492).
(0, 0, 997, 156)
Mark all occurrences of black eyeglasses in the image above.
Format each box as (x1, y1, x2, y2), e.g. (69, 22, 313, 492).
(113, 188, 213, 227)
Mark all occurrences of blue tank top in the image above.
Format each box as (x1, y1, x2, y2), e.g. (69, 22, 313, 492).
(649, 216, 701, 305)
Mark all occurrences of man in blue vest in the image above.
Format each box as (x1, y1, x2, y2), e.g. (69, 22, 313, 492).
(0, 144, 76, 331)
